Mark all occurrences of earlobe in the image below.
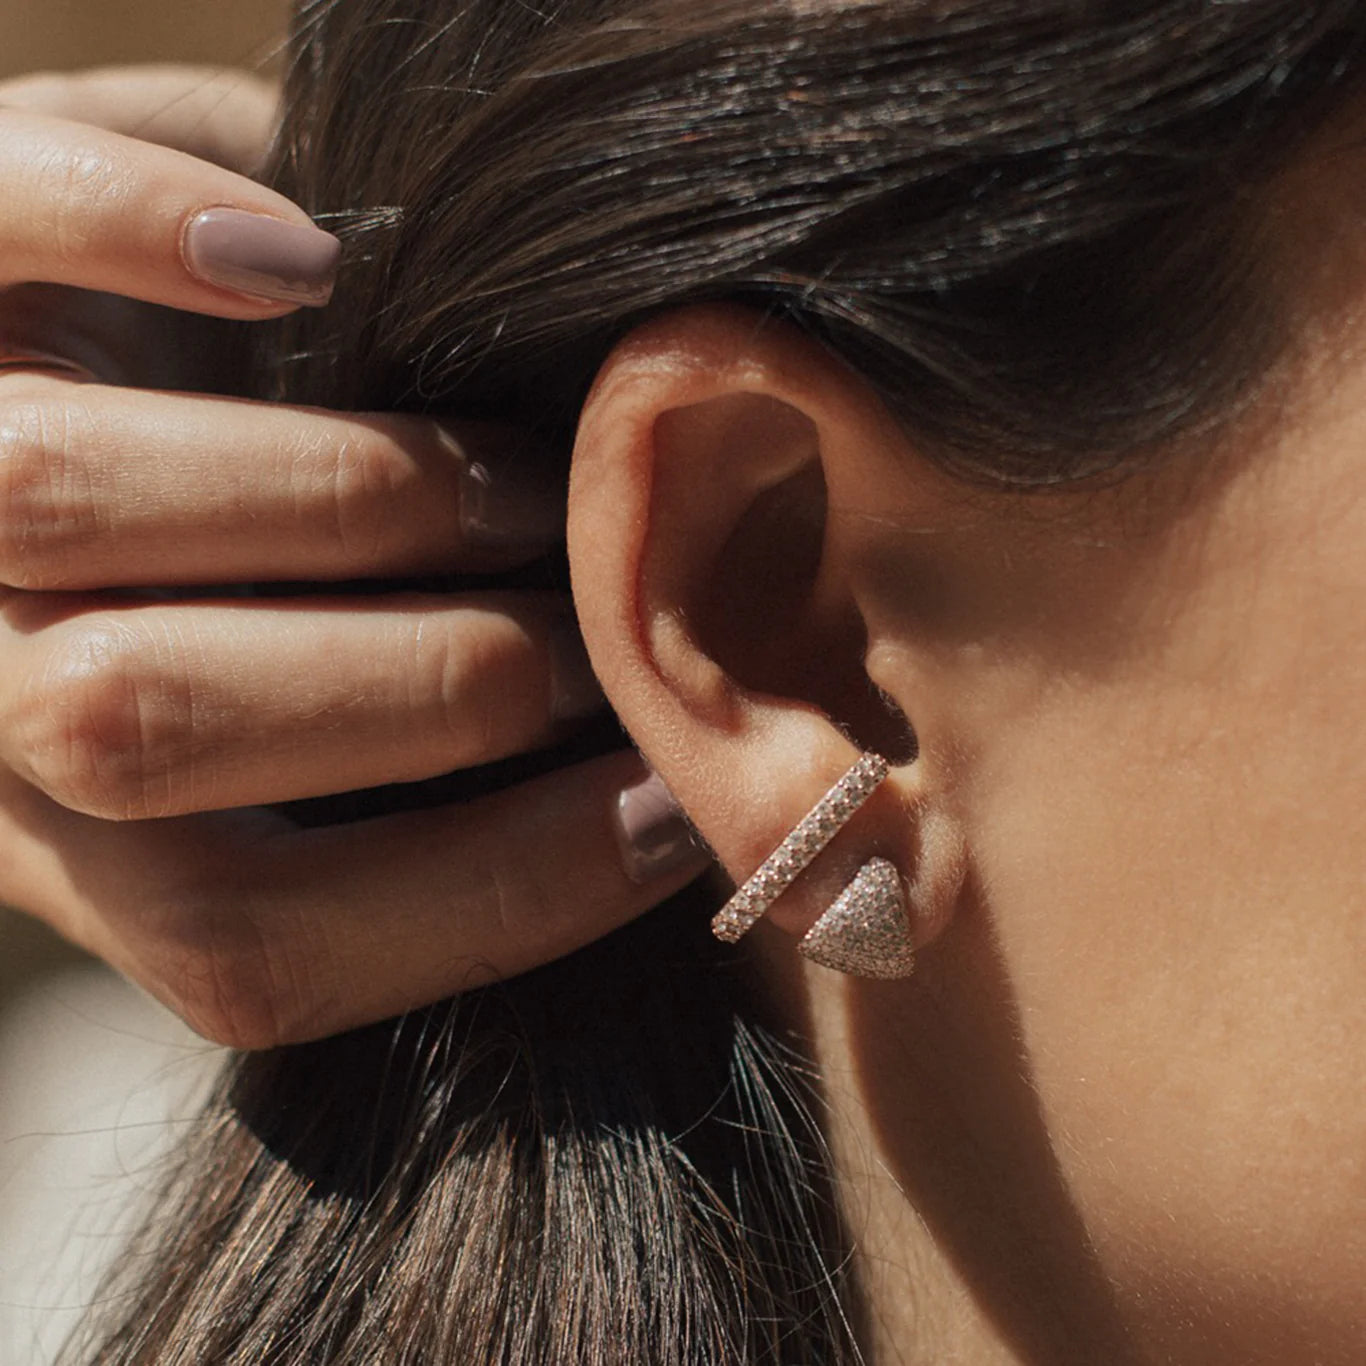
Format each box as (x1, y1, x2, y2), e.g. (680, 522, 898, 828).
(568, 304, 966, 967)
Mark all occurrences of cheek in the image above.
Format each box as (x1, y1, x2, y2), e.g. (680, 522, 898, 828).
(965, 630, 1366, 1358)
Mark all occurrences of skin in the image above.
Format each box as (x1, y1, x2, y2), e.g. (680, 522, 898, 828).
(566, 127, 1366, 1362)
(0, 68, 706, 1048)
(13, 56, 1360, 1364)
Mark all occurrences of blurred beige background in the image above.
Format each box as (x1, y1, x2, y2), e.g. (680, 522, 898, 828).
(2, 7, 287, 1361)
(0, 0, 287, 79)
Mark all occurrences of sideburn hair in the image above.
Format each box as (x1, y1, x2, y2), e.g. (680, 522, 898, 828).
(70, 2, 1366, 1363)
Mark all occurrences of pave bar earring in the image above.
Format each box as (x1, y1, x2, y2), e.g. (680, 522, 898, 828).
(710, 754, 915, 980)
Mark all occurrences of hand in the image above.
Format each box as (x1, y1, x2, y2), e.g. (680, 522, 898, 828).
(0, 68, 709, 1048)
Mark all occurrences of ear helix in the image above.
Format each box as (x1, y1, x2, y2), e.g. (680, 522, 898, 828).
(710, 753, 915, 980)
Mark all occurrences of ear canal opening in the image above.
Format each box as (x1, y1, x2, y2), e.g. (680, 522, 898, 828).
(860, 685, 918, 766)
(693, 453, 828, 702)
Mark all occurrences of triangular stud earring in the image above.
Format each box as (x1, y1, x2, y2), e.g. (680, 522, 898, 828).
(797, 857, 915, 979)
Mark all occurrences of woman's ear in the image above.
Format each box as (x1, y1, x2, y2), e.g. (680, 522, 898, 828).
(568, 304, 968, 952)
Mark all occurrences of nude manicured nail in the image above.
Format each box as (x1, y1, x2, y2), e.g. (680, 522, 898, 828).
(548, 618, 605, 721)
(0, 351, 96, 382)
(183, 208, 341, 307)
(454, 445, 564, 551)
(615, 768, 707, 885)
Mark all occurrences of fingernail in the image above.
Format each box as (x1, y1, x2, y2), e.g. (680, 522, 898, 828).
(182, 208, 341, 307)
(0, 350, 96, 382)
(451, 440, 564, 552)
(614, 767, 707, 885)
(548, 616, 605, 721)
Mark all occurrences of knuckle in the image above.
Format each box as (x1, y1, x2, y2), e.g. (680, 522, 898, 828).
(510, 872, 569, 948)
(474, 855, 575, 958)
(14, 619, 189, 819)
(156, 868, 333, 1050)
(429, 620, 509, 765)
(0, 395, 99, 588)
(294, 427, 411, 565)
(32, 136, 131, 268)
(147, 893, 294, 1050)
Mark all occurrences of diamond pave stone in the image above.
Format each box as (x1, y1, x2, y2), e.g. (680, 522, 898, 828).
(797, 857, 915, 979)
(709, 753, 890, 944)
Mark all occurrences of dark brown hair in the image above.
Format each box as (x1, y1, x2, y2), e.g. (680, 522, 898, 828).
(72, 2, 1366, 1362)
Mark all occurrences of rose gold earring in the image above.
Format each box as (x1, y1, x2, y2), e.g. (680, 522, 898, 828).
(710, 753, 915, 979)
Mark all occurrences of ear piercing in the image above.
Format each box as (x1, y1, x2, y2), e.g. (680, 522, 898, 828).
(710, 753, 888, 943)
(710, 753, 915, 980)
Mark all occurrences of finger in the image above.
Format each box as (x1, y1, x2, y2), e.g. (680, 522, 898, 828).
(0, 109, 338, 315)
(0, 65, 278, 173)
(0, 379, 562, 588)
(1, 592, 605, 820)
(0, 751, 711, 1047)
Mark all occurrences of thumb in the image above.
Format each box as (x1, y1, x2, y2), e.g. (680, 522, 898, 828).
(0, 64, 278, 174)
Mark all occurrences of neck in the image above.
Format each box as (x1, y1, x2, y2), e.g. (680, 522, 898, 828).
(766, 911, 1141, 1365)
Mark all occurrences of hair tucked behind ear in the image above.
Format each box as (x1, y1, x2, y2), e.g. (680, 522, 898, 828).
(71, 2, 1366, 1363)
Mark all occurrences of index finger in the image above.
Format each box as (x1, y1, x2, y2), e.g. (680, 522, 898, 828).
(0, 109, 339, 317)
